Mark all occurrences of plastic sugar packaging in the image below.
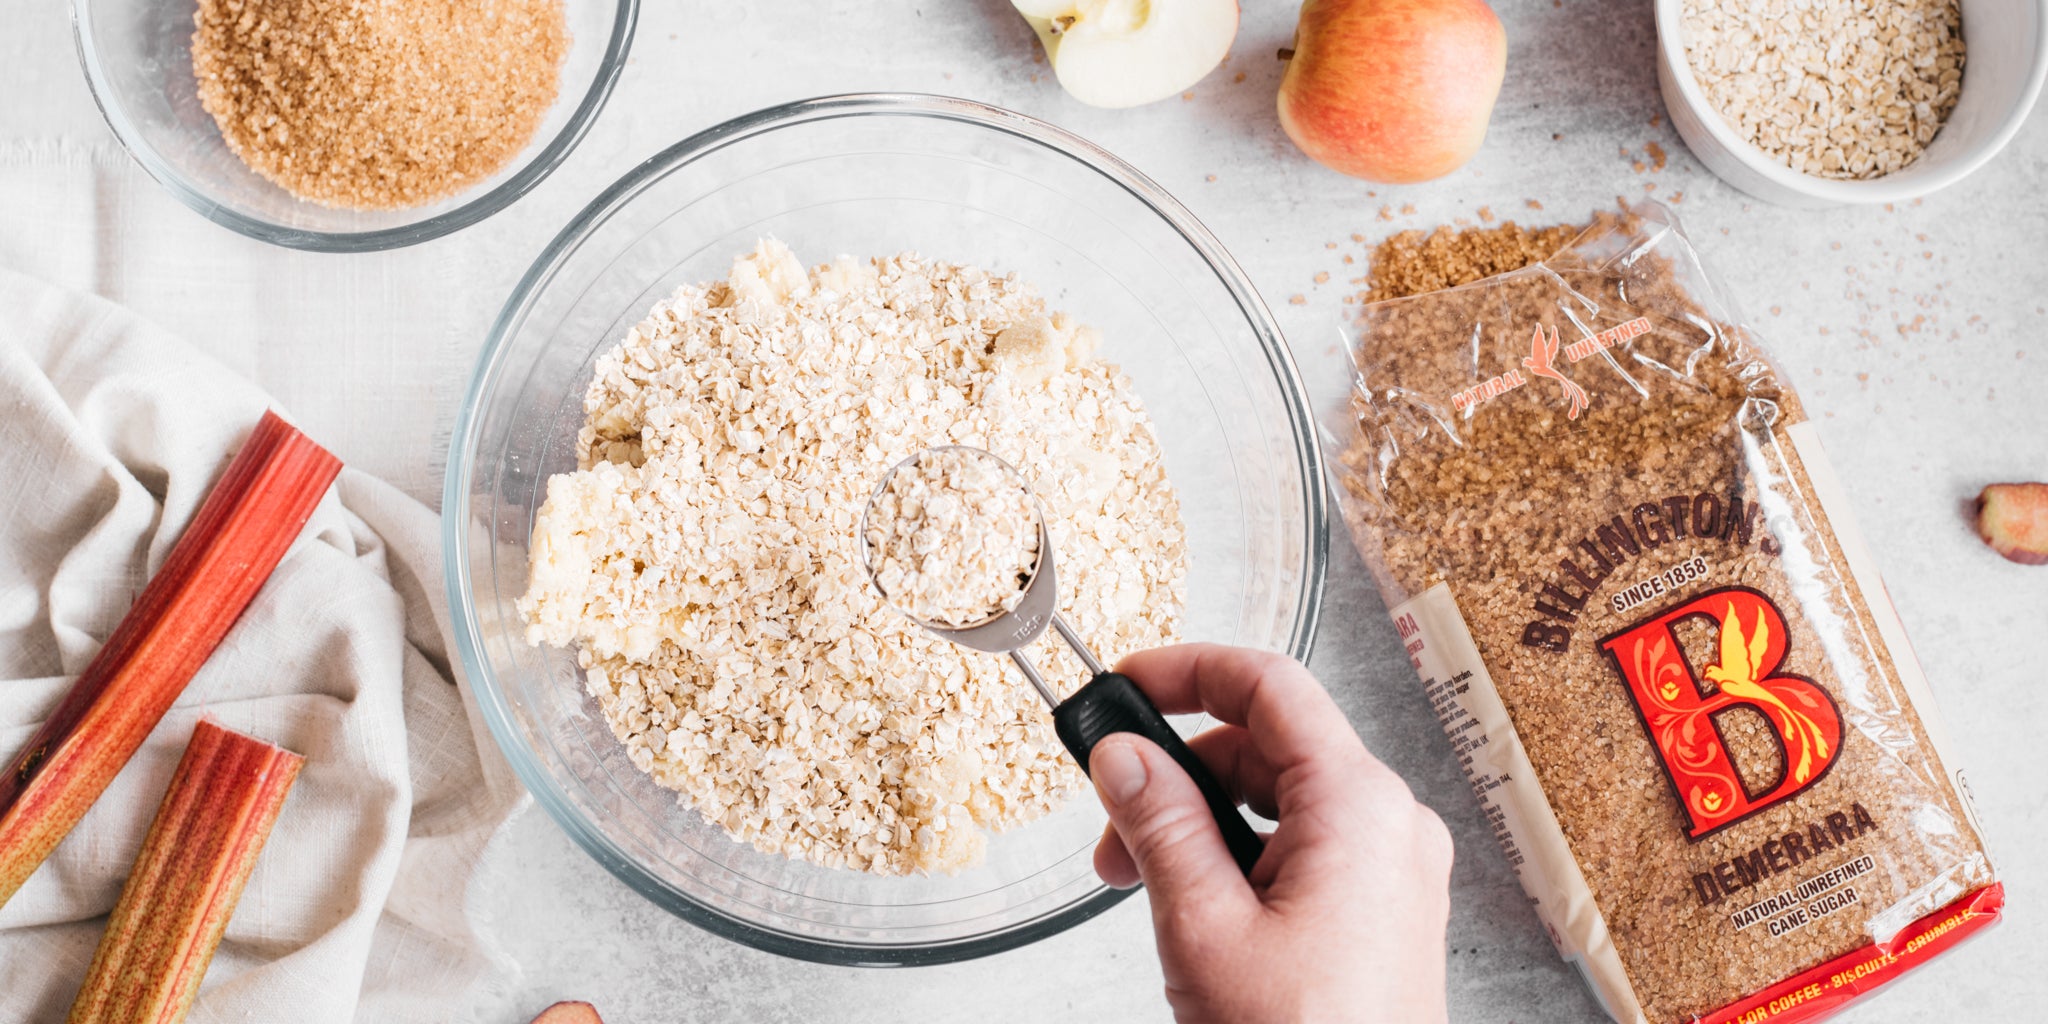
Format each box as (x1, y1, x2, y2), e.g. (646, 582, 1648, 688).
(1330, 203, 2000, 1024)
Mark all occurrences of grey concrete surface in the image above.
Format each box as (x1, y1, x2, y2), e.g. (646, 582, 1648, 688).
(4, 0, 2043, 1021)
(475, 3, 2048, 1022)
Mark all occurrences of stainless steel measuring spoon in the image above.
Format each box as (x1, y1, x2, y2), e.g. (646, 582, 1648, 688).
(860, 446, 1265, 876)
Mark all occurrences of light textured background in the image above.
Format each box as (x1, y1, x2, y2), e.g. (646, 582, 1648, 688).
(4, 1, 2044, 1022)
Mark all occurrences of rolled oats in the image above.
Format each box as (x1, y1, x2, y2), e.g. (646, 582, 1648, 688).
(518, 241, 1188, 875)
(865, 447, 1041, 628)
(1681, 0, 1965, 180)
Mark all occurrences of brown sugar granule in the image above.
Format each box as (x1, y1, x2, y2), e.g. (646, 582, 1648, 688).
(192, 0, 569, 210)
(1646, 140, 1670, 171)
(1361, 219, 1582, 303)
(1335, 205, 1994, 1023)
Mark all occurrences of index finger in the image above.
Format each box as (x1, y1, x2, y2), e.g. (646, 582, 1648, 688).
(1112, 643, 1364, 775)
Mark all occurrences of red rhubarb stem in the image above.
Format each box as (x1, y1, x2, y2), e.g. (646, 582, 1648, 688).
(66, 720, 304, 1024)
(0, 411, 338, 908)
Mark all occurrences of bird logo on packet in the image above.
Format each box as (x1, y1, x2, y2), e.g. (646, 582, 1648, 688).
(1447, 318, 1651, 419)
(1599, 586, 1844, 839)
(1521, 323, 1590, 420)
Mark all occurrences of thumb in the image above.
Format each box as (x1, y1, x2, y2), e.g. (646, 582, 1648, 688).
(1089, 734, 1255, 919)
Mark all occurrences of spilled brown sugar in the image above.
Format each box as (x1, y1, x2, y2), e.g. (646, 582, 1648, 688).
(192, 0, 569, 210)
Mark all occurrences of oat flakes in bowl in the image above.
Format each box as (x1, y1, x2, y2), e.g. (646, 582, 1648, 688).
(444, 94, 1325, 964)
(1681, 0, 1964, 180)
(1654, 0, 2048, 206)
(863, 447, 1044, 631)
(516, 241, 1190, 876)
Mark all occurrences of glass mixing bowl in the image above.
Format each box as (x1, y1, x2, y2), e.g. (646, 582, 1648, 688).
(70, 0, 637, 251)
(444, 94, 1327, 964)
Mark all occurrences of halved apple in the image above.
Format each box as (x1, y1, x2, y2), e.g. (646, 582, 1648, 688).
(1014, 0, 1239, 108)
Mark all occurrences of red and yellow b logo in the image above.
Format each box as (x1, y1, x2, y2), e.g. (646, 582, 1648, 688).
(1599, 586, 1843, 838)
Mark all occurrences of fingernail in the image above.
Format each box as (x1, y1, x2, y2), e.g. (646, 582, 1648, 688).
(1091, 738, 1148, 805)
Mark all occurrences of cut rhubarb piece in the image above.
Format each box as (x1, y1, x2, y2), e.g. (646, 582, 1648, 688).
(0, 411, 339, 909)
(66, 720, 303, 1024)
(1977, 482, 2048, 565)
(530, 1002, 605, 1024)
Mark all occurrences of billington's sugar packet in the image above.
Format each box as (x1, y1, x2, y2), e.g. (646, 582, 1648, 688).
(1332, 204, 2000, 1024)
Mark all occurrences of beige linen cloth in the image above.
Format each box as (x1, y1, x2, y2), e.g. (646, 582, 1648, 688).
(0, 269, 527, 1021)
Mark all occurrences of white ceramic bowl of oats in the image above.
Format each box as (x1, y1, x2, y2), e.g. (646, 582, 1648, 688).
(1656, 0, 2048, 207)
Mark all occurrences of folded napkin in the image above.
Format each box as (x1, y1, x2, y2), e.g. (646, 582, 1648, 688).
(0, 269, 527, 1022)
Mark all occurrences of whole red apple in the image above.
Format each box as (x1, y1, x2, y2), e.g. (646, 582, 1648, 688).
(1277, 0, 1507, 183)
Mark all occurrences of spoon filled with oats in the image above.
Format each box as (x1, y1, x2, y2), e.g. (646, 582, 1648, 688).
(862, 446, 1265, 876)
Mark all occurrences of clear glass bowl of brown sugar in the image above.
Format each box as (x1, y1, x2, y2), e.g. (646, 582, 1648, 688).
(71, 0, 637, 251)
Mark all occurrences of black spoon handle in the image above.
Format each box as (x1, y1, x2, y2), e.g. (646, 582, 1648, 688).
(1053, 671, 1265, 876)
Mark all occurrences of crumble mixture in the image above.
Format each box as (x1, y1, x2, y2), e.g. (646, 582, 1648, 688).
(518, 241, 1188, 874)
(865, 447, 1041, 628)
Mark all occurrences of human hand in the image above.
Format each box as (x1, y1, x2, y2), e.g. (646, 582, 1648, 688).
(1088, 644, 1453, 1024)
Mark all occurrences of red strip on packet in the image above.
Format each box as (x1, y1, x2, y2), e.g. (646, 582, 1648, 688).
(1701, 885, 2004, 1024)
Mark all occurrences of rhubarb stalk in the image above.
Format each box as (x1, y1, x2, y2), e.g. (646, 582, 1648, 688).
(0, 411, 338, 908)
(66, 720, 303, 1024)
